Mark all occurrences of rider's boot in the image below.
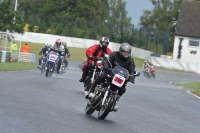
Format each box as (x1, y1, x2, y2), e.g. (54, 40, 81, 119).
(112, 95, 120, 112)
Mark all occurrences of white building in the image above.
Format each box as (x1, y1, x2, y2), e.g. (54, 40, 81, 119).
(173, 1, 200, 63)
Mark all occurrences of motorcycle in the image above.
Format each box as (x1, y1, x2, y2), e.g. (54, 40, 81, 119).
(83, 58, 103, 93)
(45, 51, 59, 77)
(40, 56, 47, 75)
(143, 65, 156, 79)
(85, 57, 140, 120)
(58, 55, 66, 75)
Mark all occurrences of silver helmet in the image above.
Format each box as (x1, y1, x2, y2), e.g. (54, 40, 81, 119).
(119, 43, 132, 58)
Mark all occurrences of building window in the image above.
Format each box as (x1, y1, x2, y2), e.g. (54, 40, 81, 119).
(189, 38, 200, 47)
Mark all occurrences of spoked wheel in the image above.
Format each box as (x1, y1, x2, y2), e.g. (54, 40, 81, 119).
(98, 94, 115, 120)
(85, 103, 95, 115)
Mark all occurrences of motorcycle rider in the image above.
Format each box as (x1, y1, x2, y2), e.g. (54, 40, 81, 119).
(62, 42, 70, 68)
(37, 43, 50, 68)
(86, 43, 138, 109)
(49, 37, 65, 74)
(79, 37, 112, 82)
(143, 60, 154, 73)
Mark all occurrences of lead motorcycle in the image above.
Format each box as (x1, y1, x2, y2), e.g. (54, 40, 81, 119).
(85, 57, 140, 120)
(45, 51, 59, 77)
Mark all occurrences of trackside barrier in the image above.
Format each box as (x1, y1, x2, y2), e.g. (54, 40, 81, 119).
(11, 52, 35, 63)
(149, 56, 200, 74)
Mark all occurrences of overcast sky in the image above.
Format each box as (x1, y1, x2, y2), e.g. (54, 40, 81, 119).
(124, 0, 154, 26)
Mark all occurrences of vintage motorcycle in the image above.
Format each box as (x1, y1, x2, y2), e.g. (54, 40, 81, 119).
(83, 58, 104, 93)
(45, 51, 59, 77)
(85, 58, 140, 120)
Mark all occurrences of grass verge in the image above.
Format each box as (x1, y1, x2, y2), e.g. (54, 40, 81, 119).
(175, 82, 200, 97)
(0, 62, 37, 71)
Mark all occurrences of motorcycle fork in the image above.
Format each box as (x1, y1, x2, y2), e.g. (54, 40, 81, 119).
(101, 86, 110, 105)
(91, 66, 97, 83)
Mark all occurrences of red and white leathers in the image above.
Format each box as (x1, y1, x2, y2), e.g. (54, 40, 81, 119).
(81, 44, 112, 78)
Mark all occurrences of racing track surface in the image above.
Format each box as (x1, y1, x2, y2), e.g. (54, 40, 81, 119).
(0, 61, 200, 133)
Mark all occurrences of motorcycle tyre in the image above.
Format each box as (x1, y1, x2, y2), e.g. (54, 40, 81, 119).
(98, 93, 115, 120)
(85, 103, 95, 115)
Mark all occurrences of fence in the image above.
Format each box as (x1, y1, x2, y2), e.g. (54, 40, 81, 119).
(0, 31, 35, 63)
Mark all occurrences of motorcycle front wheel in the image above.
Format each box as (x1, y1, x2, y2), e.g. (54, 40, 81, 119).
(98, 93, 115, 120)
(85, 103, 95, 115)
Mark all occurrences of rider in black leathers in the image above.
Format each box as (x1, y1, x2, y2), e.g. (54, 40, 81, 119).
(86, 43, 136, 105)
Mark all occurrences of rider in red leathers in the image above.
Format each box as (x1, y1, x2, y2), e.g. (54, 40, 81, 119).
(79, 37, 112, 82)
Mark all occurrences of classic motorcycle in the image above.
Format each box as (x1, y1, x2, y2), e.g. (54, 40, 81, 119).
(45, 51, 59, 77)
(83, 58, 103, 92)
(85, 60, 140, 120)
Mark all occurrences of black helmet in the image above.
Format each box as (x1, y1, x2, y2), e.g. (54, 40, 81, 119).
(119, 43, 132, 59)
(100, 37, 109, 48)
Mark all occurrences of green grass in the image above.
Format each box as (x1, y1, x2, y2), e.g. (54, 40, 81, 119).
(175, 82, 200, 97)
(0, 62, 37, 71)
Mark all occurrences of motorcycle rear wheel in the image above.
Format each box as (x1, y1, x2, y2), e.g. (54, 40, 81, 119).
(98, 94, 115, 120)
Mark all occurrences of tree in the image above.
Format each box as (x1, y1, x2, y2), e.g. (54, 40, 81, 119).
(0, 0, 24, 33)
(107, 0, 132, 43)
(17, 0, 110, 39)
(139, 0, 183, 53)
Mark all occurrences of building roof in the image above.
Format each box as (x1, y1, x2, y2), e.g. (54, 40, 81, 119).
(175, 1, 200, 38)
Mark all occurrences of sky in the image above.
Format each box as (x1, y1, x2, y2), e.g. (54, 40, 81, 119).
(124, 0, 154, 27)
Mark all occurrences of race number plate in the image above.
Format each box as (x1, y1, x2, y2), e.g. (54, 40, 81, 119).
(50, 55, 57, 62)
(112, 74, 125, 87)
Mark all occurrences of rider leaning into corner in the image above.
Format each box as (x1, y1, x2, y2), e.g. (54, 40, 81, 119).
(37, 43, 51, 68)
(85, 43, 138, 110)
(49, 37, 66, 74)
(79, 37, 112, 82)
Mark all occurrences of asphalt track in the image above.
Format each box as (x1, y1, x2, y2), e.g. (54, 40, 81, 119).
(0, 61, 200, 133)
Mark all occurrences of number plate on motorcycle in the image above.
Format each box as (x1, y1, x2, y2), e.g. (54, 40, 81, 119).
(112, 74, 125, 87)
